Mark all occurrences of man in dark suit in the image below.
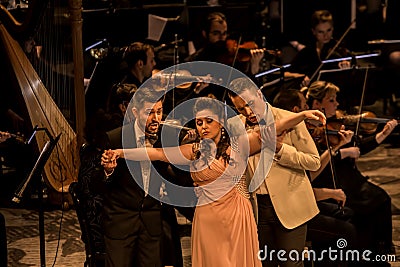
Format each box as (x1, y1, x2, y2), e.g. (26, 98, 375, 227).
(102, 86, 166, 267)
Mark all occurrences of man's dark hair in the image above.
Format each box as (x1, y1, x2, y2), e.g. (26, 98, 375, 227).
(123, 42, 154, 68)
(107, 83, 137, 113)
(131, 86, 164, 111)
(273, 89, 302, 111)
(203, 12, 226, 34)
(227, 77, 259, 98)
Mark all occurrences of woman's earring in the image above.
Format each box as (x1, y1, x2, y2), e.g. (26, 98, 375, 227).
(221, 128, 226, 139)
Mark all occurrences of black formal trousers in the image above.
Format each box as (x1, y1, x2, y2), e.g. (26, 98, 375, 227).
(103, 124, 163, 267)
(257, 194, 307, 267)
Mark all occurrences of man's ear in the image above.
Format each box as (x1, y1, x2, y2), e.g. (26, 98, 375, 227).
(292, 106, 300, 113)
(119, 103, 127, 115)
(202, 30, 207, 39)
(256, 90, 264, 100)
(132, 107, 138, 119)
(137, 59, 144, 69)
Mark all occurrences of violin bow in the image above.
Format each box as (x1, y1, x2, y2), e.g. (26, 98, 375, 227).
(354, 67, 369, 140)
(222, 35, 242, 102)
(308, 18, 356, 84)
(323, 110, 339, 188)
(322, 109, 344, 212)
(348, 66, 370, 169)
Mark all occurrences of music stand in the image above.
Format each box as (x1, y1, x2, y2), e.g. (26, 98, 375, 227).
(12, 133, 61, 267)
(317, 67, 379, 113)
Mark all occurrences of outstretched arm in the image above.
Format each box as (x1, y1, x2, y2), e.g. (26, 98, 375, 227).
(276, 110, 326, 134)
(245, 110, 326, 155)
(102, 144, 194, 166)
(376, 119, 398, 144)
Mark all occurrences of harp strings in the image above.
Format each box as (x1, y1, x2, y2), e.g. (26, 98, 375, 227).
(33, 0, 75, 129)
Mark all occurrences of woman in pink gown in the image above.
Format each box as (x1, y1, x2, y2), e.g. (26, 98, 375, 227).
(102, 97, 325, 267)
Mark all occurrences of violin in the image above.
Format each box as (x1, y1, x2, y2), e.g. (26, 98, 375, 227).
(306, 120, 342, 147)
(329, 110, 399, 135)
(218, 39, 280, 66)
(153, 70, 223, 89)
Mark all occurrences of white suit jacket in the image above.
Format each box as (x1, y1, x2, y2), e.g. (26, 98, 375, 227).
(247, 106, 320, 229)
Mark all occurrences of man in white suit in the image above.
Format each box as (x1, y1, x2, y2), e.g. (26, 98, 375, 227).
(228, 78, 320, 267)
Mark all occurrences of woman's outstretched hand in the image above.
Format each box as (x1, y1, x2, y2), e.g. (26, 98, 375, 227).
(302, 110, 326, 126)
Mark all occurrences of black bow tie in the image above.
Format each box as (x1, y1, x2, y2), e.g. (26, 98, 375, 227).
(138, 133, 158, 146)
(246, 118, 266, 128)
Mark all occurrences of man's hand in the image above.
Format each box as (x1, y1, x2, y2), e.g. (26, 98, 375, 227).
(336, 126, 354, 147)
(302, 110, 326, 126)
(101, 149, 120, 175)
(181, 129, 198, 145)
(250, 49, 264, 75)
(329, 188, 347, 207)
(275, 130, 286, 153)
(0, 131, 11, 143)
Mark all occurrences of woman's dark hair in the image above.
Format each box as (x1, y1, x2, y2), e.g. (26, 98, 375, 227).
(193, 97, 230, 165)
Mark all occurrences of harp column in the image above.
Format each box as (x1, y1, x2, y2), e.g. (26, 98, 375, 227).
(69, 0, 85, 148)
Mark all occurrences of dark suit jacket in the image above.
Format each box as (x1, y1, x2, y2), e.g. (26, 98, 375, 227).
(102, 122, 166, 239)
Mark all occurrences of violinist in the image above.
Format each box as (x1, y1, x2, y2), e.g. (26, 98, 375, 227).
(273, 89, 358, 266)
(185, 12, 264, 77)
(306, 81, 397, 261)
(289, 10, 351, 87)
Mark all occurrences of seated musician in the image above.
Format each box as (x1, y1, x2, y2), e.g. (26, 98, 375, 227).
(273, 89, 358, 264)
(289, 10, 351, 87)
(185, 11, 264, 96)
(305, 81, 397, 262)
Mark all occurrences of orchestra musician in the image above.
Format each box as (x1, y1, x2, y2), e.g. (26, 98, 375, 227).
(273, 88, 358, 266)
(289, 10, 351, 87)
(306, 81, 397, 264)
(185, 12, 264, 88)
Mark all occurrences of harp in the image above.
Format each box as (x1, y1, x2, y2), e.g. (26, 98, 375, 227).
(0, 0, 85, 205)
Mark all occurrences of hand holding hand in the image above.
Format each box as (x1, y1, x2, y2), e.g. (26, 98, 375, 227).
(101, 149, 120, 174)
